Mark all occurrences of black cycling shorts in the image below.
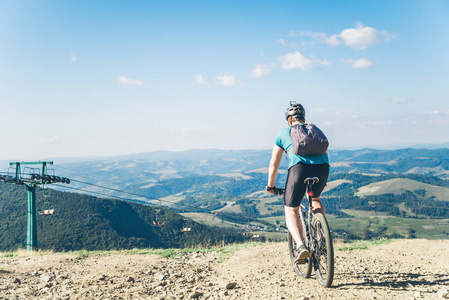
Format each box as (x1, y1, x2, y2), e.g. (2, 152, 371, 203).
(284, 163, 329, 208)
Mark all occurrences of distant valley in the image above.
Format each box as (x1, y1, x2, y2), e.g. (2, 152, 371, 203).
(1, 148, 449, 251)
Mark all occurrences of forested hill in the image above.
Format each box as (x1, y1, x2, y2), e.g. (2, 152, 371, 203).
(0, 183, 245, 252)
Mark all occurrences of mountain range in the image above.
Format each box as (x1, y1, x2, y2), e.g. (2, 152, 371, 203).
(1, 147, 449, 251)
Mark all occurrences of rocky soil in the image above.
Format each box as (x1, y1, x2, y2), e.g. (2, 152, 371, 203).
(1, 239, 449, 299)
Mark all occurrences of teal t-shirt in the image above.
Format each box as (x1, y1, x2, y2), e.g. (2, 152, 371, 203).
(275, 126, 329, 169)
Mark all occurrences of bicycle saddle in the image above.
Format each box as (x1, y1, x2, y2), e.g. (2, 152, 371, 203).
(304, 177, 319, 185)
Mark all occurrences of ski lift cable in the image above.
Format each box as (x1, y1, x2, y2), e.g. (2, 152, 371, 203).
(53, 183, 260, 229)
(66, 178, 258, 224)
(52, 183, 220, 218)
(53, 180, 262, 227)
(48, 169, 259, 224)
(1, 171, 271, 228)
(53, 166, 121, 190)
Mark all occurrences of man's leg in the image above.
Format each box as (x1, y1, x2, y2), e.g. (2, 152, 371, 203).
(311, 197, 325, 216)
(285, 205, 310, 262)
(284, 206, 304, 246)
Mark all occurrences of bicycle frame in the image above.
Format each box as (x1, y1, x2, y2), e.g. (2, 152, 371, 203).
(299, 182, 317, 255)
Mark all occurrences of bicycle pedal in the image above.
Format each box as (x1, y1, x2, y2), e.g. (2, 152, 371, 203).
(296, 259, 307, 265)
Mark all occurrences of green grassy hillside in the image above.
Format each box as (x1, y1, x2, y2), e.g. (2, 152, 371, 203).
(356, 178, 449, 201)
(0, 183, 246, 252)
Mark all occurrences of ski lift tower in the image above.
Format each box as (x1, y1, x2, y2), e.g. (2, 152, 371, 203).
(3, 161, 70, 253)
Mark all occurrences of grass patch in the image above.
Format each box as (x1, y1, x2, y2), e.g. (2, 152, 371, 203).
(336, 238, 397, 251)
(3, 241, 270, 262)
(0, 253, 15, 258)
(214, 242, 267, 263)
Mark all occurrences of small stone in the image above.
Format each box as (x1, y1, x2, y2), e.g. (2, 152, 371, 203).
(154, 273, 167, 281)
(127, 276, 135, 283)
(98, 274, 106, 281)
(226, 282, 237, 290)
(40, 274, 53, 282)
(219, 291, 229, 297)
(12, 278, 21, 284)
(190, 291, 203, 299)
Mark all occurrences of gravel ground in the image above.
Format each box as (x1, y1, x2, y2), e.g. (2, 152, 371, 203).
(1, 239, 448, 299)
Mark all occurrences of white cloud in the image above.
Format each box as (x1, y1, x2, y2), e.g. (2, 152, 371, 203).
(287, 23, 393, 50)
(279, 51, 313, 70)
(343, 58, 374, 68)
(325, 34, 340, 46)
(195, 74, 208, 85)
(215, 74, 243, 86)
(251, 64, 271, 78)
(340, 22, 394, 50)
(117, 75, 143, 86)
(70, 52, 77, 62)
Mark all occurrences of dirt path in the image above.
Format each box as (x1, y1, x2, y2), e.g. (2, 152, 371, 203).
(1, 239, 449, 299)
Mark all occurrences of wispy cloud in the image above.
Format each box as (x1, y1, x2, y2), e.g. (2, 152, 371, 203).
(117, 75, 143, 86)
(279, 51, 313, 70)
(195, 74, 208, 85)
(423, 110, 449, 115)
(325, 34, 340, 46)
(70, 52, 77, 62)
(215, 74, 243, 86)
(287, 23, 394, 50)
(390, 97, 410, 104)
(36, 136, 64, 144)
(277, 38, 296, 48)
(358, 120, 393, 128)
(251, 64, 271, 78)
(311, 56, 331, 66)
(343, 58, 374, 68)
(277, 38, 288, 46)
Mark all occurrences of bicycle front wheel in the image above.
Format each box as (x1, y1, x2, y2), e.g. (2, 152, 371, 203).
(311, 213, 334, 287)
(288, 231, 312, 278)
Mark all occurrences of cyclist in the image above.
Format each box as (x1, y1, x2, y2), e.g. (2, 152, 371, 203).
(267, 102, 330, 263)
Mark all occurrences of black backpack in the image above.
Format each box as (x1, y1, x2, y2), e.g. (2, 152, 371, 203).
(290, 123, 329, 156)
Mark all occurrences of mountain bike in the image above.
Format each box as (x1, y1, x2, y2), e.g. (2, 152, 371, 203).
(271, 177, 334, 287)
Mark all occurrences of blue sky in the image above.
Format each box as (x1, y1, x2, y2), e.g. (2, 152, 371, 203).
(1, 0, 448, 159)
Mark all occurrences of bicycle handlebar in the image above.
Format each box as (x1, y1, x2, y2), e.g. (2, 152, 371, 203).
(266, 186, 285, 195)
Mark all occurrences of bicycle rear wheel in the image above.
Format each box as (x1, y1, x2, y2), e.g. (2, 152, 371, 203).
(311, 213, 334, 287)
(288, 231, 312, 278)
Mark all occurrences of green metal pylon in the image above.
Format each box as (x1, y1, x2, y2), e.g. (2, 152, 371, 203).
(8, 161, 54, 253)
(26, 184, 38, 252)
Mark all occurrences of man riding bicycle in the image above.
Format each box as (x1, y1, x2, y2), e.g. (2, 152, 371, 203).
(267, 101, 330, 263)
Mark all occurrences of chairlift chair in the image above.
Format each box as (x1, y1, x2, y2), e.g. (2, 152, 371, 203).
(180, 210, 192, 232)
(39, 209, 54, 215)
(243, 219, 253, 237)
(39, 185, 55, 216)
(151, 201, 165, 226)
